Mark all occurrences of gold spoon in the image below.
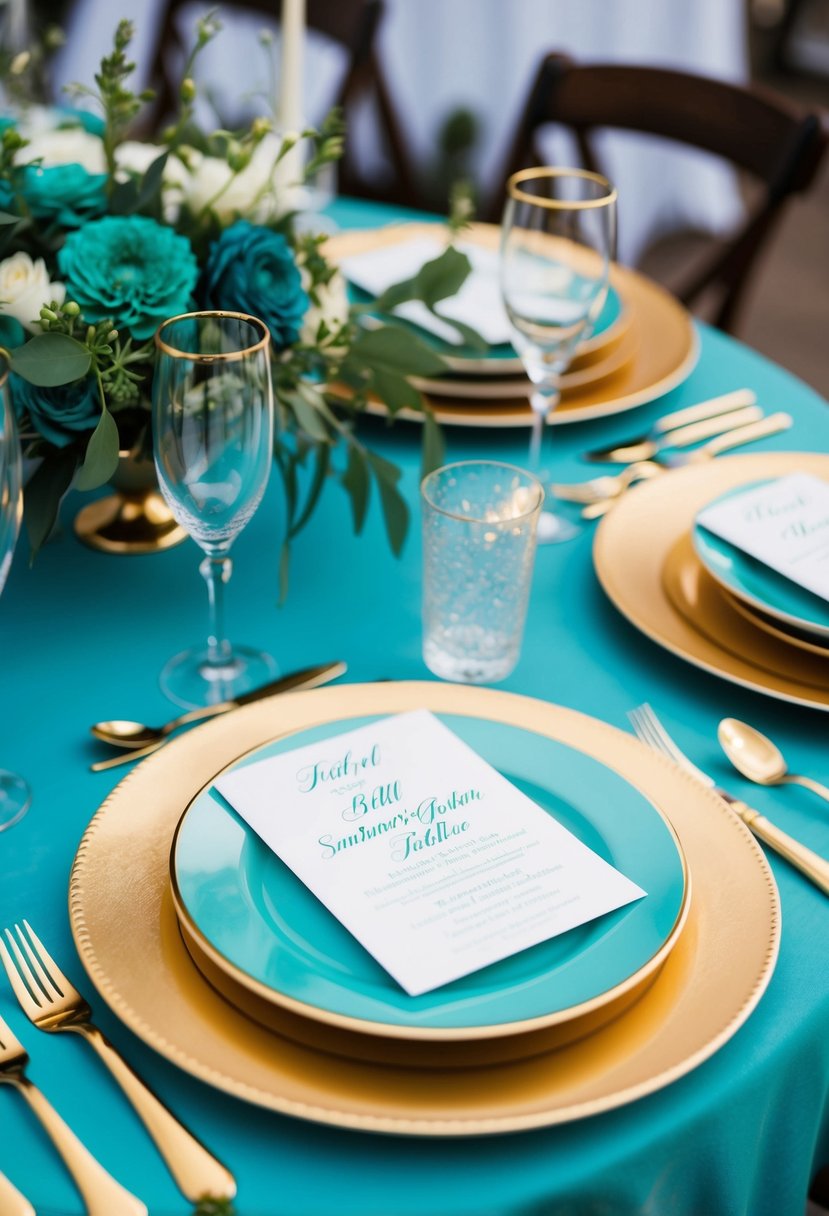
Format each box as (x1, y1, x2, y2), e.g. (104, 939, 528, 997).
(91, 661, 347, 750)
(718, 718, 829, 807)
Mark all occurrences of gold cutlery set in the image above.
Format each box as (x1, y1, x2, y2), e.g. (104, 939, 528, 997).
(629, 706, 829, 897)
(89, 659, 347, 771)
(0, 922, 236, 1213)
(552, 390, 793, 517)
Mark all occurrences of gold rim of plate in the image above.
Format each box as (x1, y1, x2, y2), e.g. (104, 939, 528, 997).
(326, 220, 630, 375)
(724, 591, 829, 658)
(408, 319, 638, 400)
(69, 682, 779, 1136)
(167, 722, 690, 1048)
(594, 452, 829, 711)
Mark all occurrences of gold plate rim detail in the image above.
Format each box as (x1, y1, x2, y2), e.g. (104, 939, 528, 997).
(594, 453, 829, 711)
(69, 683, 779, 1136)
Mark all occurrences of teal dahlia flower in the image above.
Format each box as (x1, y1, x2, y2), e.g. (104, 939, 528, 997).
(58, 216, 199, 339)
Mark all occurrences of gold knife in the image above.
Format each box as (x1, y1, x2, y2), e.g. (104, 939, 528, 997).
(90, 661, 347, 772)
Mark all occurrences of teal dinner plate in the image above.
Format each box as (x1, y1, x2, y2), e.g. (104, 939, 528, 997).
(694, 482, 829, 642)
(349, 282, 624, 376)
(172, 713, 686, 1034)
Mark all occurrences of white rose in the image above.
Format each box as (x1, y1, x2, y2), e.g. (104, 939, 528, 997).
(0, 252, 65, 332)
(300, 266, 350, 351)
(182, 134, 291, 223)
(17, 128, 106, 174)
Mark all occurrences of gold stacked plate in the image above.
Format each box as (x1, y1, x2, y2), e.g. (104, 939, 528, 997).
(70, 682, 778, 1135)
(327, 223, 698, 428)
(594, 452, 829, 710)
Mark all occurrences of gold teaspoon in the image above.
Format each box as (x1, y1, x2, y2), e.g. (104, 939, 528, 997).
(91, 661, 347, 750)
(718, 718, 829, 808)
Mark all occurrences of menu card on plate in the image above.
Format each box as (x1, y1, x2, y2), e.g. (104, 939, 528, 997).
(214, 710, 645, 996)
(340, 237, 513, 347)
(697, 473, 829, 604)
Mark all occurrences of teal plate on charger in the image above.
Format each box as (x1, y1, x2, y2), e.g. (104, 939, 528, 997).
(694, 482, 829, 642)
(172, 713, 687, 1037)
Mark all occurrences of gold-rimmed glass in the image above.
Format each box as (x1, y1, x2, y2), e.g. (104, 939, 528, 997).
(0, 348, 31, 829)
(500, 167, 617, 543)
(153, 311, 276, 709)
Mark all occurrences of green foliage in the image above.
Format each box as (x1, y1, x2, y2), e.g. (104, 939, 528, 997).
(4, 15, 474, 576)
(10, 333, 91, 386)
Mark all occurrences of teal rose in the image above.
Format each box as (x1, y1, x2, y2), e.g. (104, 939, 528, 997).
(12, 374, 99, 448)
(58, 216, 199, 339)
(200, 220, 308, 352)
(20, 163, 107, 228)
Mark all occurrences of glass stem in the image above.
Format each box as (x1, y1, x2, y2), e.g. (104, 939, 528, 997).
(529, 387, 560, 472)
(200, 551, 233, 669)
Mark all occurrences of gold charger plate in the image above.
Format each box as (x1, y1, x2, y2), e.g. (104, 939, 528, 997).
(594, 452, 829, 711)
(328, 221, 630, 375)
(70, 682, 778, 1136)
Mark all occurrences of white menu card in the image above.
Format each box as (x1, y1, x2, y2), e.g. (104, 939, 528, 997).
(697, 473, 829, 604)
(340, 236, 513, 346)
(214, 710, 645, 996)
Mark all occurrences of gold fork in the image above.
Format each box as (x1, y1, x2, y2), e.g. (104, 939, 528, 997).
(628, 703, 829, 896)
(0, 1167, 35, 1216)
(0, 922, 236, 1205)
(0, 1009, 146, 1215)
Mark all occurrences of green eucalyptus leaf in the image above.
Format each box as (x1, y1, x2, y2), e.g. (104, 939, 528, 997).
(23, 447, 78, 558)
(273, 442, 298, 532)
(109, 175, 140, 215)
(412, 246, 471, 309)
(74, 407, 120, 490)
(373, 246, 471, 313)
(342, 442, 369, 534)
(135, 151, 169, 212)
(421, 411, 445, 476)
(366, 451, 409, 556)
(0, 210, 20, 225)
(284, 390, 331, 444)
(369, 368, 422, 414)
(11, 334, 92, 387)
(431, 313, 488, 353)
(346, 325, 446, 378)
(289, 442, 330, 538)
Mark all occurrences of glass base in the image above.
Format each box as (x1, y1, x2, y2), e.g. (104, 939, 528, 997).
(424, 627, 518, 685)
(537, 509, 580, 545)
(160, 644, 279, 710)
(0, 770, 32, 831)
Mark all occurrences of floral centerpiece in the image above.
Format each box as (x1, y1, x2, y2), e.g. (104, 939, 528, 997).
(0, 16, 472, 571)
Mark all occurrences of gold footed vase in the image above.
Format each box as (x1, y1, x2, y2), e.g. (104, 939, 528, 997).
(73, 449, 187, 555)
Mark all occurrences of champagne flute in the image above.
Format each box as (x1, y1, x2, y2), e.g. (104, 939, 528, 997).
(0, 348, 32, 830)
(500, 167, 617, 543)
(153, 311, 276, 709)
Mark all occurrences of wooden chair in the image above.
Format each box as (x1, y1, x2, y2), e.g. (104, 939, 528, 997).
(141, 0, 422, 206)
(488, 52, 828, 333)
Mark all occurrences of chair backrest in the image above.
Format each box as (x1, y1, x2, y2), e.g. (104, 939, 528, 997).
(140, 0, 420, 206)
(490, 52, 828, 333)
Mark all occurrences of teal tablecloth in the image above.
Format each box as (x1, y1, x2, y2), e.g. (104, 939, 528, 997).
(2, 201, 828, 1216)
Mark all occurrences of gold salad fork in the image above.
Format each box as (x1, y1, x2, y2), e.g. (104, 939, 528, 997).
(0, 1010, 147, 1215)
(628, 703, 829, 896)
(0, 922, 236, 1205)
(0, 1167, 35, 1216)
